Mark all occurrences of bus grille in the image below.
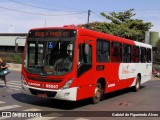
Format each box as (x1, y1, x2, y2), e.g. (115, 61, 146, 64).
(27, 76, 62, 83)
(29, 88, 57, 97)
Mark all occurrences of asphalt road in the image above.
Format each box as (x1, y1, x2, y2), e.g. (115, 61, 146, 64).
(0, 71, 160, 120)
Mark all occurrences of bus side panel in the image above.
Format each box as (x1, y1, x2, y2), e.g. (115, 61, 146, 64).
(104, 63, 135, 93)
(93, 63, 136, 94)
(118, 63, 151, 89)
(116, 78, 135, 90)
(76, 75, 96, 101)
(130, 63, 152, 87)
(102, 63, 119, 93)
(76, 35, 97, 101)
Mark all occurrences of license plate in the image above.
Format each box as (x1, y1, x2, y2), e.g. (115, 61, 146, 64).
(37, 93, 47, 98)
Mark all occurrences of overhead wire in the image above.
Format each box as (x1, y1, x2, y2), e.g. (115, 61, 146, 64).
(0, 5, 87, 16)
(9, 0, 86, 12)
(92, 11, 107, 21)
(9, 0, 160, 13)
(4, 1, 160, 21)
(32, 0, 84, 11)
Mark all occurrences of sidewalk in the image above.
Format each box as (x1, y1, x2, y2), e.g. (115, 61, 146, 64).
(8, 63, 21, 71)
(152, 76, 160, 80)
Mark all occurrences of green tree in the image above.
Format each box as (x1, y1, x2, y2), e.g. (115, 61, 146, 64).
(80, 9, 153, 42)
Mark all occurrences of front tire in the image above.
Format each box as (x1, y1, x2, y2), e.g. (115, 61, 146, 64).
(92, 83, 103, 104)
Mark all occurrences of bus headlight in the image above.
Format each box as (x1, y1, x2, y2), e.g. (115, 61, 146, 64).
(61, 78, 74, 90)
(21, 75, 27, 85)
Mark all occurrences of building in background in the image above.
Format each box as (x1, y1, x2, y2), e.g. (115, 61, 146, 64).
(0, 33, 27, 63)
(145, 31, 160, 62)
(145, 31, 159, 46)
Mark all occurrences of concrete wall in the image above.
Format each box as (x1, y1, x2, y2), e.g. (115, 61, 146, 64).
(0, 33, 27, 47)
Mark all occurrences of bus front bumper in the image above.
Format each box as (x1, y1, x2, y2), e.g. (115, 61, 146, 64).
(21, 83, 78, 101)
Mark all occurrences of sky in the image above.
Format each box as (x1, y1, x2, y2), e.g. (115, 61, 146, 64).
(0, 0, 160, 34)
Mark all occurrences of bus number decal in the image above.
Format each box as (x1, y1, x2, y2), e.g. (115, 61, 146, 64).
(46, 84, 58, 89)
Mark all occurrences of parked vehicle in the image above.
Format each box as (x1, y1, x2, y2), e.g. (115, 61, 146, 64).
(152, 68, 160, 77)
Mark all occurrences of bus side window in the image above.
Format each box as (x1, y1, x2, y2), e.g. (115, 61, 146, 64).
(96, 39, 110, 62)
(140, 47, 147, 63)
(132, 46, 139, 63)
(77, 43, 92, 77)
(147, 48, 151, 63)
(85, 44, 92, 64)
(123, 44, 131, 63)
(78, 43, 92, 65)
(111, 42, 122, 62)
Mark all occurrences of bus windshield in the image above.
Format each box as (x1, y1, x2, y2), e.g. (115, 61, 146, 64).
(24, 30, 76, 76)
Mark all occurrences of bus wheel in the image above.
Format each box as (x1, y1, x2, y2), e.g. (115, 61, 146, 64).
(133, 76, 141, 92)
(92, 83, 102, 104)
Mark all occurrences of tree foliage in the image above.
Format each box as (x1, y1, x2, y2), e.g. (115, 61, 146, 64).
(80, 9, 153, 42)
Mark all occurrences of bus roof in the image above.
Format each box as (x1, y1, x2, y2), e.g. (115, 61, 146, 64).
(29, 26, 152, 48)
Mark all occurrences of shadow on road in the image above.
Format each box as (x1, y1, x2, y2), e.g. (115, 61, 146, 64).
(11, 93, 92, 110)
(104, 86, 145, 100)
(11, 86, 146, 110)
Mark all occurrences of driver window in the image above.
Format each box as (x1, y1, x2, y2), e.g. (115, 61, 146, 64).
(77, 43, 92, 77)
(28, 43, 36, 66)
(37, 43, 44, 65)
(78, 43, 92, 65)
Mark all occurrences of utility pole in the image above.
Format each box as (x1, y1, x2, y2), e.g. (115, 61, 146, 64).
(87, 10, 91, 28)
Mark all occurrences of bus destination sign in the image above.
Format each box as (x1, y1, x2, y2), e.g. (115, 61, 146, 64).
(29, 30, 76, 38)
(35, 31, 69, 37)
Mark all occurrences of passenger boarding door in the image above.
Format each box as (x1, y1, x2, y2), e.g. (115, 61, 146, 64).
(77, 41, 93, 77)
(77, 37, 95, 98)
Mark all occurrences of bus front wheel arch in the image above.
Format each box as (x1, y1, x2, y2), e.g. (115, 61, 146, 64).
(92, 83, 102, 104)
(92, 79, 106, 104)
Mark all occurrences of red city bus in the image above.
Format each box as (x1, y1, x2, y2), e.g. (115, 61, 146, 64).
(21, 26, 152, 103)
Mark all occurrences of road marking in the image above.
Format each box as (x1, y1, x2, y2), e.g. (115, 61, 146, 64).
(0, 105, 21, 110)
(8, 87, 20, 91)
(0, 101, 5, 104)
(26, 117, 57, 120)
(0, 82, 21, 91)
(7, 82, 21, 85)
(8, 81, 21, 83)
(23, 108, 41, 111)
(5, 81, 22, 90)
(0, 82, 21, 89)
(75, 118, 90, 120)
(6, 84, 21, 88)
